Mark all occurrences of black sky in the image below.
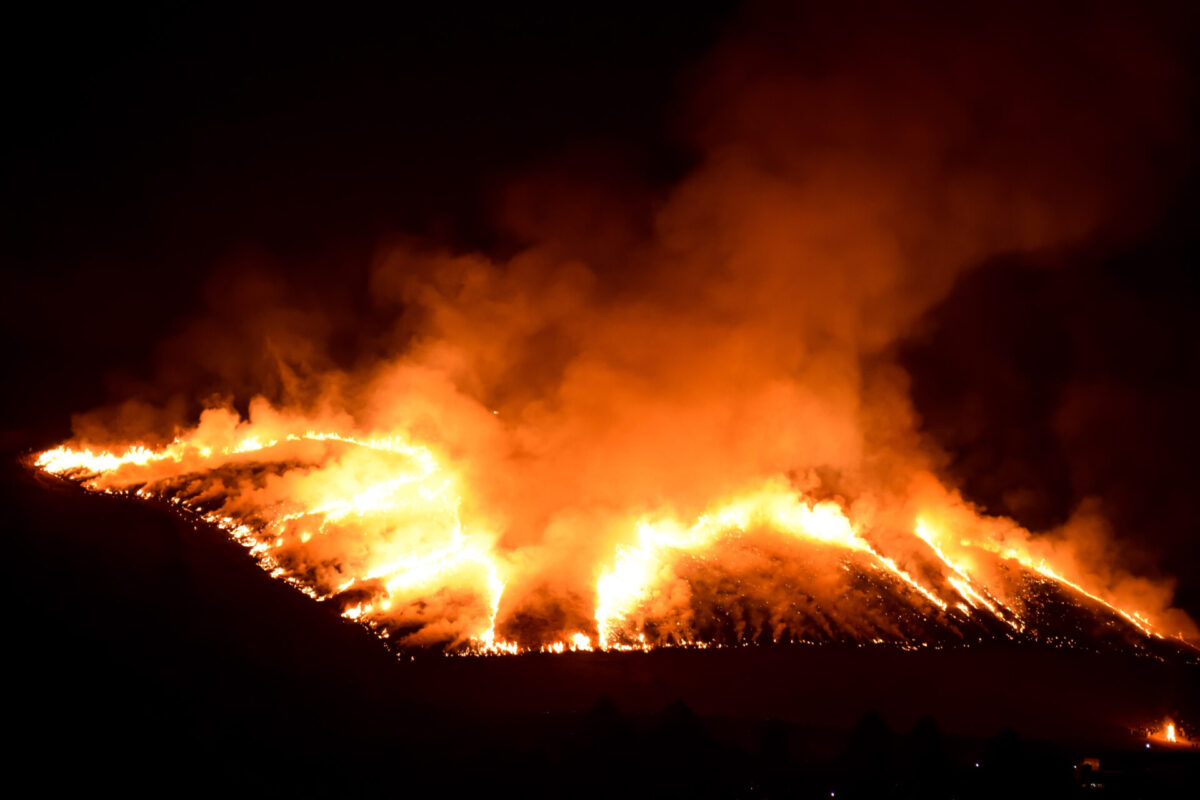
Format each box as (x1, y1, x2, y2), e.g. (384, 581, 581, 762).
(2, 4, 734, 435)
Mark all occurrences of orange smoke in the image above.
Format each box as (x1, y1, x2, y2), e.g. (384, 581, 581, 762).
(33, 6, 1196, 652)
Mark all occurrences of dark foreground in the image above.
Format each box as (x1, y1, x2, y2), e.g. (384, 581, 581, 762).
(5, 452, 1198, 797)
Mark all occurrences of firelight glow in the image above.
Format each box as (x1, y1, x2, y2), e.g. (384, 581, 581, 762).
(33, 407, 1193, 654)
(30, 11, 1199, 656)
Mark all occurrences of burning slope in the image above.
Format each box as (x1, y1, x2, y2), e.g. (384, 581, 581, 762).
(33, 413, 1193, 654)
(30, 7, 1197, 655)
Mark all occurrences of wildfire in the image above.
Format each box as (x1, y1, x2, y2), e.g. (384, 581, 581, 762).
(20, 0, 1199, 671)
(28, 3, 1198, 660)
(32, 399, 1189, 655)
(1148, 719, 1189, 746)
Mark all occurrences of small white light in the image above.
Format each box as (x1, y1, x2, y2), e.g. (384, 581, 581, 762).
(1145, 743, 1151, 749)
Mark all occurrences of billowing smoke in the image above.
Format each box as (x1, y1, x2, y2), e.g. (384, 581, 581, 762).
(40, 4, 1197, 649)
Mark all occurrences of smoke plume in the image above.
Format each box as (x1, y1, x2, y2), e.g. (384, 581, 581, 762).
(42, 4, 1197, 649)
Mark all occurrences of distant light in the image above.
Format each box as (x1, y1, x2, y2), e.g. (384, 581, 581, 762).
(974, 762, 980, 767)
(1145, 743, 1151, 749)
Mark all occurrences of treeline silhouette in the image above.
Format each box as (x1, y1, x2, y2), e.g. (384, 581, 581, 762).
(506, 700, 1194, 799)
(352, 698, 1190, 799)
(518, 701, 1073, 799)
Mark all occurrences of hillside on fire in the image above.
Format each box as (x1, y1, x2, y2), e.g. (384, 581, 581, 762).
(4, 2, 1200, 796)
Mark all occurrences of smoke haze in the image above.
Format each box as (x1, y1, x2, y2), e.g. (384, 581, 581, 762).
(37, 3, 1199, 648)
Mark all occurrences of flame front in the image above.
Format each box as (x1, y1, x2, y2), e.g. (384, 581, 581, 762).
(34, 401, 1190, 654)
(38, 417, 506, 649)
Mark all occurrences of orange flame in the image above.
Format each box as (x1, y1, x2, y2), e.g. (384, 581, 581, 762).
(33, 401, 1191, 654)
(1148, 719, 1186, 745)
(29, 8, 1196, 655)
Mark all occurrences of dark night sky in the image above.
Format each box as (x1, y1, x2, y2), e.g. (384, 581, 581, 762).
(3, 4, 1200, 615)
(1, 4, 733, 429)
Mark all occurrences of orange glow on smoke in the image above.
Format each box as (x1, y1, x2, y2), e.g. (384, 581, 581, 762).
(30, 7, 1198, 656)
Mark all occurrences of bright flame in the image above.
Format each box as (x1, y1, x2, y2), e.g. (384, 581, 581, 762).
(37, 410, 507, 649)
(31, 402, 1188, 654)
(25, 0, 1198, 660)
(1149, 719, 1186, 745)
